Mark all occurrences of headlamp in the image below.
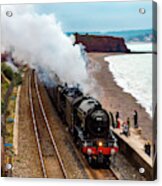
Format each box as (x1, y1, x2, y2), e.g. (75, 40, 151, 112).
(98, 141, 103, 147)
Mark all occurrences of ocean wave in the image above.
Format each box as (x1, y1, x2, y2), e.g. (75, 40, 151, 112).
(104, 54, 152, 117)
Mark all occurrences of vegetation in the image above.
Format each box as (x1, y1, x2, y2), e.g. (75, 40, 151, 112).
(1, 61, 22, 118)
(5, 88, 17, 144)
(1, 100, 5, 114)
(1, 73, 10, 115)
(1, 63, 22, 86)
(1, 63, 14, 81)
(1, 58, 23, 176)
(14, 72, 22, 85)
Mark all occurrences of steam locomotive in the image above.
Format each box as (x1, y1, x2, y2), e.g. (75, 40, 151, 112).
(47, 81, 118, 167)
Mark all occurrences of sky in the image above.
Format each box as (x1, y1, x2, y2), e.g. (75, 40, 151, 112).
(35, 1, 153, 32)
(11, 1, 154, 32)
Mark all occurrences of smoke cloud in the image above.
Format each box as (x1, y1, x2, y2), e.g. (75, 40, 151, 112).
(1, 5, 90, 91)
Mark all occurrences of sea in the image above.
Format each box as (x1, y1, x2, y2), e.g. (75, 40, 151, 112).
(104, 43, 156, 118)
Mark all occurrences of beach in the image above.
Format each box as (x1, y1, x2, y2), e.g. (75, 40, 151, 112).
(88, 52, 153, 141)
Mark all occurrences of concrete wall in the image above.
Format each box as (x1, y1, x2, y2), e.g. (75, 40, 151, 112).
(113, 132, 156, 180)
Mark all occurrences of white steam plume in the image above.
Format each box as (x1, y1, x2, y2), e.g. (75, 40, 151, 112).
(1, 5, 89, 90)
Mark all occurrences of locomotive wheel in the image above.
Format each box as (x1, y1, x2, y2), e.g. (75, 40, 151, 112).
(86, 155, 96, 168)
(104, 158, 110, 169)
(87, 156, 92, 165)
(73, 133, 77, 143)
(76, 138, 82, 150)
(90, 158, 97, 169)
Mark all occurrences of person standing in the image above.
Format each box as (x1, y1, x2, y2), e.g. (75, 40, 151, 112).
(144, 140, 151, 156)
(110, 112, 115, 128)
(127, 117, 131, 136)
(115, 112, 119, 124)
(133, 110, 138, 128)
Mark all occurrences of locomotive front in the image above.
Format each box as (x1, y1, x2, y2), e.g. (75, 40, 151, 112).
(85, 109, 110, 138)
(75, 97, 118, 167)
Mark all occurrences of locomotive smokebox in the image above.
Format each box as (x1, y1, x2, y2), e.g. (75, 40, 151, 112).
(85, 109, 110, 138)
(76, 97, 110, 138)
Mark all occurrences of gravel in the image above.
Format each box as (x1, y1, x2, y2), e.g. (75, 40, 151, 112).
(12, 71, 42, 178)
(111, 153, 146, 180)
(38, 81, 88, 179)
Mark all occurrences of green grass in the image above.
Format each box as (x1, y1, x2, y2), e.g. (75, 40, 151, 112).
(1, 61, 24, 175)
(5, 86, 17, 144)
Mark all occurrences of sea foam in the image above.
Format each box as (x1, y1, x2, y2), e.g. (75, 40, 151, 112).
(105, 53, 153, 117)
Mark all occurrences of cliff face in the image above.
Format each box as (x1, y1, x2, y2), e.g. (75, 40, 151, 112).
(74, 33, 130, 53)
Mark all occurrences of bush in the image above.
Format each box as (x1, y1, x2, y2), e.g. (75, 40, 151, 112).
(1, 63, 14, 81)
(7, 117, 14, 123)
(14, 72, 22, 85)
(2, 63, 22, 85)
(1, 100, 5, 114)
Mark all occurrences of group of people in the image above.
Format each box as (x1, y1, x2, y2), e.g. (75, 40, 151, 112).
(114, 110, 138, 137)
(113, 110, 151, 157)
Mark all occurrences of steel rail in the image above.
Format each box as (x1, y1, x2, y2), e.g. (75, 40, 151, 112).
(28, 71, 47, 178)
(34, 71, 68, 179)
(59, 119, 118, 180)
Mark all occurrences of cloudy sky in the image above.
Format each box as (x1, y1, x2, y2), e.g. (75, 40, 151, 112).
(35, 1, 153, 32)
(5, 1, 153, 32)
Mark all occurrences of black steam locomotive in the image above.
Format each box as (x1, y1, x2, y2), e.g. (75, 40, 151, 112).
(47, 82, 118, 167)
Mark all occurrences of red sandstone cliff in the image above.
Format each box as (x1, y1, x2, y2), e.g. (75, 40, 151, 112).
(74, 33, 130, 53)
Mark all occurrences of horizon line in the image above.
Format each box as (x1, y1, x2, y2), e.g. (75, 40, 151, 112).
(65, 28, 154, 33)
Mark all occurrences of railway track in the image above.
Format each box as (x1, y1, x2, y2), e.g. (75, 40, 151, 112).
(64, 129, 118, 180)
(36, 70, 118, 180)
(39, 88, 118, 180)
(28, 69, 118, 180)
(28, 70, 68, 178)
